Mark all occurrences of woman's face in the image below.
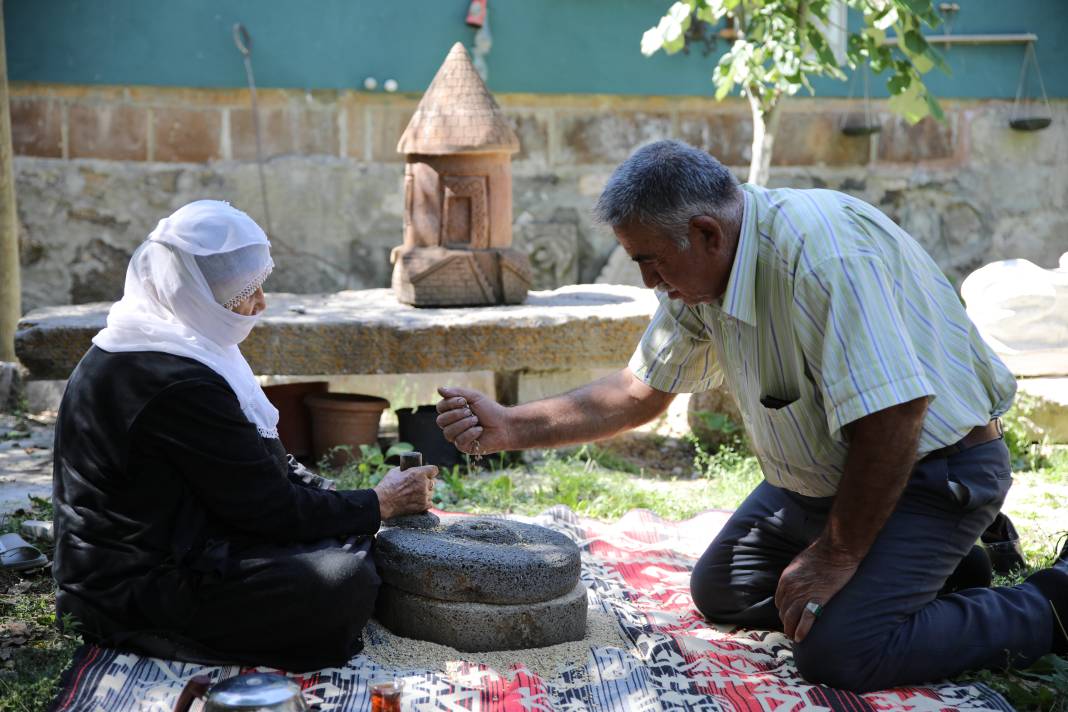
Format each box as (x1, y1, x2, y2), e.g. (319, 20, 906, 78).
(229, 286, 266, 316)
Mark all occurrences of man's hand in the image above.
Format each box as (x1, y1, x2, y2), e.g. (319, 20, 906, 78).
(435, 386, 511, 455)
(775, 539, 862, 642)
(373, 464, 437, 520)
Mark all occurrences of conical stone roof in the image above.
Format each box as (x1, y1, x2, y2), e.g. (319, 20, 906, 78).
(397, 42, 519, 155)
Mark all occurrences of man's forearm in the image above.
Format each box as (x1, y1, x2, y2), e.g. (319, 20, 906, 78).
(508, 369, 674, 450)
(821, 397, 928, 561)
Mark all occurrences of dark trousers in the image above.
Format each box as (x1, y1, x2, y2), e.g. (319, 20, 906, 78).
(690, 439, 1053, 692)
(102, 536, 380, 672)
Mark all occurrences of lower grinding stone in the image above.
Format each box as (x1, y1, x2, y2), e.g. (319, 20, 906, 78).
(374, 580, 588, 652)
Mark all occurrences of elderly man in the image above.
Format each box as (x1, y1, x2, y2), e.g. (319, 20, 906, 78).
(436, 140, 1066, 691)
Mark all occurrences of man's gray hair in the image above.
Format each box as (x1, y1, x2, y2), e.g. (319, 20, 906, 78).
(593, 140, 741, 248)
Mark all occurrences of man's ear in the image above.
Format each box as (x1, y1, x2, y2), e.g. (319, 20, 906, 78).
(689, 215, 725, 253)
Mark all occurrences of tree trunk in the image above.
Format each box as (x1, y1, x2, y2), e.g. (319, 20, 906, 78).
(0, 0, 21, 363)
(746, 91, 782, 187)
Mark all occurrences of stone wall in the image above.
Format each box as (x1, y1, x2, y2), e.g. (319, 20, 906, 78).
(10, 83, 1068, 312)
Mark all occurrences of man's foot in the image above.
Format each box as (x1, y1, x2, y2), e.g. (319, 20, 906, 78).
(1054, 533, 1068, 574)
(981, 513, 1028, 576)
(1026, 537, 1068, 655)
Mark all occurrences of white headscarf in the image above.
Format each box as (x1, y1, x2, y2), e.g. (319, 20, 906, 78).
(93, 200, 280, 439)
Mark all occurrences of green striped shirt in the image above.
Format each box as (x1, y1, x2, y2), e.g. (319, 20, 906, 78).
(629, 184, 1016, 497)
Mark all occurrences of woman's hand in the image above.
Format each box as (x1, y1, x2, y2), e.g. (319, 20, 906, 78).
(435, 386, 512, 455)
(373, 464, 437, 520)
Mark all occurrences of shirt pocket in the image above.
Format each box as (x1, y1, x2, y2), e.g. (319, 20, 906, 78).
(755, 393, 806, 455)
(755, 387, 842, 476)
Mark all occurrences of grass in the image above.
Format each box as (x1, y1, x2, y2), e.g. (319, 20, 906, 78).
(325, 439, 763, 520)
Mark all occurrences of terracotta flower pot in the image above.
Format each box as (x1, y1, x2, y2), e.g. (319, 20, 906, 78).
(305, 393, 390, 465)
(263, 381, 329, 458)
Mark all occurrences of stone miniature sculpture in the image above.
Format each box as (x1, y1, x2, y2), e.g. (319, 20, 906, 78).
(961, 251, 1068, 377)
(374, 451, 587, 651)
(391, 42, 532, 307)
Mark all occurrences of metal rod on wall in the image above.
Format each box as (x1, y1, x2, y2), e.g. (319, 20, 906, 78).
(883, 33, 1037, 47)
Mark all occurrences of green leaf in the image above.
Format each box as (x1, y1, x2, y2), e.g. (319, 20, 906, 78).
(384, 442, 415, 459)
(927, 45, 950, 74)
(903, 29, 928, 56)
(887, 80, 929, 123)
(908, 51, 934, 74)
(887, 71, 911, 94)
(896, 0, 936, 18)
(714, 76, 733, 100)
(695, 6, 718, 24)
(640, 26, 665, 56)
(642, 2, 693, 56)
(663, 32, 687, 53)
(862, 26, 886, 45)
(895, 0, 940, 27)
(924, 91, 944, 121)
(874, 7, 899, 31)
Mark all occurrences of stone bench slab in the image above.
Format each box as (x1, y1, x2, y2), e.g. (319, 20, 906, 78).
(15, 286, 657, 380)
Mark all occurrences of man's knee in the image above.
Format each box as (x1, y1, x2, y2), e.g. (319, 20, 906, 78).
(793, 623, 882, 692)
(689, 555, 774, 624)
(690, 563, 737, 620)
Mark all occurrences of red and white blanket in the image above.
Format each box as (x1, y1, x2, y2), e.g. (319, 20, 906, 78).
(49, 507, 1012, 711)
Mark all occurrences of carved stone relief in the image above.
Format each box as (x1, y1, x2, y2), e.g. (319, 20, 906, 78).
(514, 221, 578, 290)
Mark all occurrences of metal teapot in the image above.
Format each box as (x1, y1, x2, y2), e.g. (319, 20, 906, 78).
(172, 672, 309, 712)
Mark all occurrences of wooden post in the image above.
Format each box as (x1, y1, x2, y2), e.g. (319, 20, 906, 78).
(0, 0, 20, 362)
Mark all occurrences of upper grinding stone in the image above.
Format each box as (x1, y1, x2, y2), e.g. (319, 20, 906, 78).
(375, 517, 581, 605)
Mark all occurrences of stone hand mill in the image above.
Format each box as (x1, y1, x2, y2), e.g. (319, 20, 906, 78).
(375, 513, 587, 652)
(391, 43, 533, 307)
(375, 454, 587, 652)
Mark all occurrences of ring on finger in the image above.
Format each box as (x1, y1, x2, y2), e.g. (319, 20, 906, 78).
(804, 600, 823, 618)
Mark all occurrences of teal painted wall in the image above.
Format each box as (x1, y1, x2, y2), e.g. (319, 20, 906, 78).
(6, 0, 1067, 98)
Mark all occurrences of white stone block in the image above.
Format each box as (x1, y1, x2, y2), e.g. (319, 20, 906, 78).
(962, 252, 1068, 377)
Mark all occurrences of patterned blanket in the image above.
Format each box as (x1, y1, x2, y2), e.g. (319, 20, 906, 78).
(49, 507, 1012, 711)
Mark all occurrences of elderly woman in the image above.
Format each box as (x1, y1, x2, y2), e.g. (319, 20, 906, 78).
(52, 201, 435, 671)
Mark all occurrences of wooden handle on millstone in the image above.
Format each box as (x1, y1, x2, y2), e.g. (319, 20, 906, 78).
(383, 451, 439, 529)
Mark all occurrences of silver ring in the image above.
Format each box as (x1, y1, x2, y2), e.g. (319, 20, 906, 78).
(805, 600, 823, 618)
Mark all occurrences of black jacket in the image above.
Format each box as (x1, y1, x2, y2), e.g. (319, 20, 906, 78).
(52, 347, 380, 639)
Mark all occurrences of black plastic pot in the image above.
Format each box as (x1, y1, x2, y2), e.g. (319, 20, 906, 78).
(396, 405, 464, 469)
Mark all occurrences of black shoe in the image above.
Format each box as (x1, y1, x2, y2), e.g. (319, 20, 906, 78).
(981, 513, 1028, 576)
(1053, 532, 1068, 574)
(940, 545, 993, 595)
(1027, 557, 1068, 656)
